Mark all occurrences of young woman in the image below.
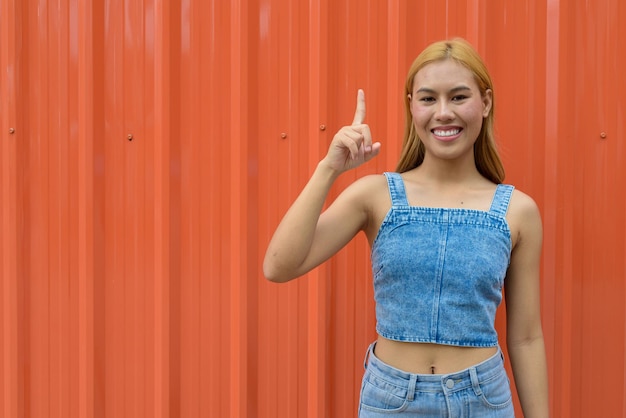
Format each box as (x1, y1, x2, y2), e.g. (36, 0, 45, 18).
(264, 38, 549, 417)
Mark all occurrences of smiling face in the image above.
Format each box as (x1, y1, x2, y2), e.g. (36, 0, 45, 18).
(409, 59, 492, 164)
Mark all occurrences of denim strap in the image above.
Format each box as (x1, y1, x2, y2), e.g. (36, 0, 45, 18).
(383, 172, 410, 206)
(406, 375, 417, 402)
(488, 184, 515, 217)
(363, 342, 375, 370)
(469, 367, 483, 397)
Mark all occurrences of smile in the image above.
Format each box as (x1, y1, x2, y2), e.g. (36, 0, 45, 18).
(432, 128, 461, 137)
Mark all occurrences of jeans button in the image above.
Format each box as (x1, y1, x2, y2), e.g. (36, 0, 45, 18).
(445, 379, 455, 389)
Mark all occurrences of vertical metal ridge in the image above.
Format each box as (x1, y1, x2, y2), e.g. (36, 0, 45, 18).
(229, 1, 250, 417)
(153, 0, 172, 416)
(1, 0, 21, 415)
(77, 0, 95, 415)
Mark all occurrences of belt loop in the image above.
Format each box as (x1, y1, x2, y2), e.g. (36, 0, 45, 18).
(363, 342, 375, 370)
(406, 375, 417, 402)
(469, 367, 482, 397)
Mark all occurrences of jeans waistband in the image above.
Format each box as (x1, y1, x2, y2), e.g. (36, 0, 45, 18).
(363, 342, 506, 400)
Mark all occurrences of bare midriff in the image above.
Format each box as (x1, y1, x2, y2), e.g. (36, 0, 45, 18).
(374, 336, 498, 375)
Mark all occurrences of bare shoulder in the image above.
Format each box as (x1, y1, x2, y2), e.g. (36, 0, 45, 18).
(337, 173, 391, 239)
(325, 173, 390, 217)
(508, 188, 540, 217)
(327, 173, 389, 217)
(344, 173, 389, 196)
(506, 188, 542, 249)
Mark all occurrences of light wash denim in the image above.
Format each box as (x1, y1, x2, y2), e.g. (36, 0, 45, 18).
(359, 343, 515, 417)
(371, 172, 514, 347)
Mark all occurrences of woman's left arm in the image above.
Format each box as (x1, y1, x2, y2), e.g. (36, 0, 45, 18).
(505, 191, 549, 418)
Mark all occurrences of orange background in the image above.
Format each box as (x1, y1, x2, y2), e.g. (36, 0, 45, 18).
(1, 0, 625, 417)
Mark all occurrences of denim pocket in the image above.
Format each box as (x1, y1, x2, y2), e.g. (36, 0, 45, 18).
(359, 370, 409, 413)
(477, 368, 513, 409)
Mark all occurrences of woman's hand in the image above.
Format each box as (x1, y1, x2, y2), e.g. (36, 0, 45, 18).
(321, 89, 381, 173)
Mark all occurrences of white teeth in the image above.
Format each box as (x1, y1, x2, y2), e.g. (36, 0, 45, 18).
(433, 129, 460, 137)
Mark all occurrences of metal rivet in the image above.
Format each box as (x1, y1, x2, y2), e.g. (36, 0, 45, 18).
(9, 128, 15, 134)
(127, 134, 134, 141)
(600, 132, 607, 139)
(280, 133, 287, 139)
(320, 124, 326, 131)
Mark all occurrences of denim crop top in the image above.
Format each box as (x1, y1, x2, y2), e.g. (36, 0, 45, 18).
(371, 172, 514, 347)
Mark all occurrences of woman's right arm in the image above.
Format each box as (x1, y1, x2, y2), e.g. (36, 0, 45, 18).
(263, 90, 381, 283)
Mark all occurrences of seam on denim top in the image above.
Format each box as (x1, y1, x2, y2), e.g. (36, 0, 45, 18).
(371, 172, 514, 347)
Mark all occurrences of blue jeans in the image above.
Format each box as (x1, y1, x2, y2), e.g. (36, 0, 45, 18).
(358, 343, 515, 417)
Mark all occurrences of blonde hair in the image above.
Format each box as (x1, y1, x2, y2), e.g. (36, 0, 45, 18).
(396, 38, 505, 183)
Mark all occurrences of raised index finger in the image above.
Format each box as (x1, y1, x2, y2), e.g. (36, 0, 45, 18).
(352, 89, 366, 125)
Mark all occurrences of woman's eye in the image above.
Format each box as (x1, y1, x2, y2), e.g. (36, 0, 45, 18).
(452, 95, 468, 101)
(419, 97, 435, 103)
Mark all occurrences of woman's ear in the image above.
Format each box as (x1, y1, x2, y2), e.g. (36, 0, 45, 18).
(482, 89, 493, 118)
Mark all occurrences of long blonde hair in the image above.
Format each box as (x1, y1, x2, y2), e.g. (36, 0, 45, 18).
(396, 38, 505, 183)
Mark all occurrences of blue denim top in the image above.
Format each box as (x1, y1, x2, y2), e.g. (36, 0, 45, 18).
(371, 172, 514, 347)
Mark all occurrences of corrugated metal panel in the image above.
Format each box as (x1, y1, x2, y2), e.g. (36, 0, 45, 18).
(1, 0, 625, 417)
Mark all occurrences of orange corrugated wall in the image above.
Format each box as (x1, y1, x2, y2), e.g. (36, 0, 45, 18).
(1, 0, 625, 417)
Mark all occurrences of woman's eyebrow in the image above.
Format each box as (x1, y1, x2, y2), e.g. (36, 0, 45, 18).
(415, 85, 472, 94)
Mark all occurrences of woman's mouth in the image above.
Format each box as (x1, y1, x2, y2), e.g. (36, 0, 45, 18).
(432, 128, 462, 141)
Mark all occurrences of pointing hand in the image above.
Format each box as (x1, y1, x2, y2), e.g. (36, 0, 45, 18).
(323, 89, 381, 173)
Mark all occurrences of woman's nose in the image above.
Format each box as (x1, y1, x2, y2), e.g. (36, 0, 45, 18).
(435, 100, 454, 120)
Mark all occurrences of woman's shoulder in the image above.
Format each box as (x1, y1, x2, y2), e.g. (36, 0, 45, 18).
(506, 187, 542, 247)
(338, 173, 391, 211)
(508, 187, 540, 217)
(345, 172, 390, 194)
(344, 173, 393, 238)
